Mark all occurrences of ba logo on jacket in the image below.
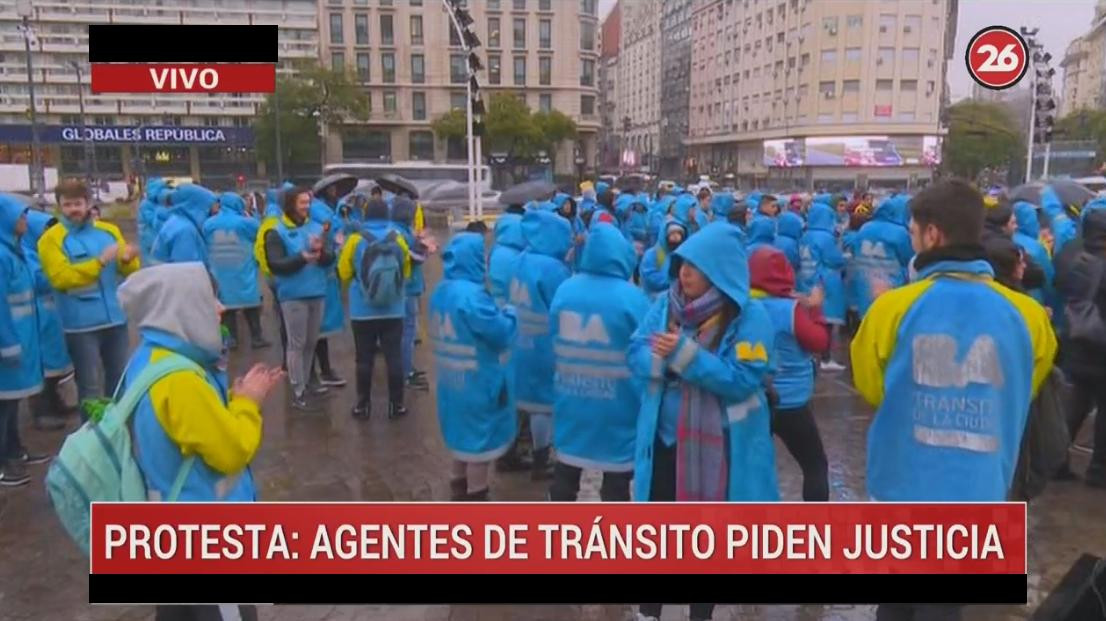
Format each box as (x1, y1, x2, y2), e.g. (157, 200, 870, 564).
(859, 239, 889, 258)
(910, 334, 1003, 454)
(508, 278, 531, 308)
(430, 312, 458, 341)
(558, 311, 611, 345)
(911, 334, 1004, 388)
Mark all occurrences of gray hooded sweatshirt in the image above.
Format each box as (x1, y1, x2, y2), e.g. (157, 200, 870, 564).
(117, 262, 223, 359)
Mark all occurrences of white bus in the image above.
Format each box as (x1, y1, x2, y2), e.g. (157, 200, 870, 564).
(323, 162, 493, 194)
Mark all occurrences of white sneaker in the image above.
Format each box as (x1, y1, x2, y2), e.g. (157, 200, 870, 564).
(820, 360, 846, 372)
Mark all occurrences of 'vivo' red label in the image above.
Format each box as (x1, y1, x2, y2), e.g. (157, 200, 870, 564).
(90, 63, 274, 94)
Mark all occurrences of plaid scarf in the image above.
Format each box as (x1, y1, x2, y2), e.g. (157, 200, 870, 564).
(667, 285, 729, 501)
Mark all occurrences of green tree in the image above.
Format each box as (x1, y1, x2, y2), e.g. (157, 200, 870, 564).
(1055, 109, 1106, 167)
(942, 100, 1023, 180)
(533, 110, 578, 172)
(430, 94, 578, 169)
(254, 64, 370, 176)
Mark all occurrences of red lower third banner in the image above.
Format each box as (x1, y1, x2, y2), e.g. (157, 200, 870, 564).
(90, 63, 275, 94)
(88, 502, 1028, 605)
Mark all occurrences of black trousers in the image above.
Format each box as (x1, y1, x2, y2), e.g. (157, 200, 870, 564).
(771, 402, 830, 501)
(640, 439, 715, 621)
(155, 605, 258, 621)
(352, 318, 404, 406)
(221, 307, 263, 342)
(28, 375, 66, 420)
(548, 462, 632, 502)
(0, 399, 20, 459)
(270, 285, 288, 368)
(311, 338, 334, 377)
(875, 604, 963, 621)
(1067, 376, 1106, 468)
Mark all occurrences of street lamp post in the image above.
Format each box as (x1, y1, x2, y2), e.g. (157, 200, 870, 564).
(17, 0, 44, 202)
(444, 0, 484, 223)
(273, 81, 285, 183)
(68, 60, 99, 200)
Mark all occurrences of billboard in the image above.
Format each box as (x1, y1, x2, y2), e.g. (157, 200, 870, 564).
(764, 136, 943, 167)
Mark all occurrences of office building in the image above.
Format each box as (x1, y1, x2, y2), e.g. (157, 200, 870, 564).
(0, 0, 318, 185)
(658, 0, 692, 179)
(616, 0, 661, 172)
(598, 0, 620, 171)
(1060, 2, 1106, 118)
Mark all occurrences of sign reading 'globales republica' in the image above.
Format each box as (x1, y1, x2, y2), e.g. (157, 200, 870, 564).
(88, 25, 276, 94)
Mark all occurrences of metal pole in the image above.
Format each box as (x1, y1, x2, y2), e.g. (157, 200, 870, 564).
(1042, 141, 1052, 178)
(21, 15, 44, 201)
(1025, 66, 1036, 183)
(475, 129, 483, 219)
(443, 0, 476, 222)
(72, 62, 98, 200)
(274, 81, 285, 183)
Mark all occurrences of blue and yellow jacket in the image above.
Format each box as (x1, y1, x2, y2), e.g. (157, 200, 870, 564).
(22, 209, 72, 378)
(151, 184, 215, 266)
(37, 213, 139, 333)
(0, 197, 43, 400)
(309, 198, 346, 335)
(550, 224, 651, 472)
(851, 258, 1056, 501)
(488, 214, 525, 306)
(628, 222, 778, 502)
(203, 193, 261, 309)
(510, 209, 573, 414)
(848, 196, 914, 317)
(336, 219, 411, 320)
(429, 233, 518, 460)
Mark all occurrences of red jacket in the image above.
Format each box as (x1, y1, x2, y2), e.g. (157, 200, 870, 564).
(749, 247, 830, 354)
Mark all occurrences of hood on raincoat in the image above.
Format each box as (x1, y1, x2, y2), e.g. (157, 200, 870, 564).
(595, 181, 611, 195)
(672, 194, 699, 226)
(710, 193, 736, 219)
(219, 192, 246, 215)
(23, 208, 56, 247)
(170, 184, 216, 230)
(117, 262, 223, 361)
(1081, 196, 1106, 222)
(521, 208, 573, 259)
(658, 217, 689, 252)
(873, 196, 909, 226)
(747, 216, 776, 245)
(493, 213, 526, 251)
(442, 232, 486, 284)
(745, 191, 763, 211)
(806, 202, 837, 232)
(672, 221, 750, 309)
(580, 222, 636, 280)
(614, 193, 637, 219)
(145, 179, 166, 201)
(777, 211, 803, 240)
(0, 195, 27, 250)
(265, 188, 279, 207)
(749, 246, 796, 297)
(391, 197, 417, 227)
(812, 193, 834, 207)
(1013, 201, 1040, 238)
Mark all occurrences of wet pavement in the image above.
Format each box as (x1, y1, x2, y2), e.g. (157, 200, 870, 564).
(1, 228, 1105, 621)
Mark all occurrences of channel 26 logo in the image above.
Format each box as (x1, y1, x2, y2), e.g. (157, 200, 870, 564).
(966, 26, 1029, 90)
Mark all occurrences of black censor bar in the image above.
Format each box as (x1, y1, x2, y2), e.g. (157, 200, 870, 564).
(87, 25, 278, 63)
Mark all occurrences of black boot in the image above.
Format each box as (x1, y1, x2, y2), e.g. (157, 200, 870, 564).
(531, 447, 553, 481)
(496, 441, 531, 472)
(449, 477, 468, 501)
(351, 401, 370, 420)
(464, 488, 490, 501)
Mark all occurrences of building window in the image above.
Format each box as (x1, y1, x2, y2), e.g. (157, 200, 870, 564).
(513, 18, 526, 48)
(900, 79, 918, 92)
(488, 0, 500, 8)
(845, 47, 861, 62)
(451, 92, 467, 111)
(581, 94, 595, 115)
(380, 0, 392, 5)
(450, 22, 461, 46)
(355, 14, 369, 45)
(331, 51, 345, 72)
(580, 58, 594, 86)
(878, 47, 894, 66)
(451, 54, 466, 83)
(843, 79, 859, 93)
(902, 47, 920, 67)
(819, 80, 835, 96)
(410, 15, 423, 45)
(539, 0, 551, 9)
(879, 14, 896, 33)
(488, 18, 501, 47)
(876, 79, 893, 91)
(581, 0, 597, 15)
(329, 13, 343, 44)
(382, 53, 396, 82)
(409, 131, 434, 160)
(412, 91, 426, 120)
(539, 19, 551, 48)
(822, 16, 838, 34)
(539, 93, 552, 112)
(580, 20, 595, 50)
(411, 54, 425, 83)
(381, 15, 394, 45)
(514, 0, 526, 9)
(484, 55, 500, 85)
(514, 56, 526, 85)
(342, 129, 391, 161)
(820, 49, 836, 63)
(539, 56, 552, 85)
(410, 0, 421, 5)
(898, 111, 915, 121)
(846, 14, 862, 29)
(356, 52, 370, 81)
(384, 91, 397, 113)
(904, 14, 922, 33)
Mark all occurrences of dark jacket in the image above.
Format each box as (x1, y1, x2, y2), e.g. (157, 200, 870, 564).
(1053, 209, 1106, 380)
(263, 214, 336, 277)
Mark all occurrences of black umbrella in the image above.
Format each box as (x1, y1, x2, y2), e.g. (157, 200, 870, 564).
(617, 174, 645, 194)
(1010, 180, 1095, 207)
(312, 173, 358, 199)
(498, 180, 556, 206)
(375, 173, 419, 199)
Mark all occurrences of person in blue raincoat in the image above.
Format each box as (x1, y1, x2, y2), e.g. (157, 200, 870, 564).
(578, 181, 599, 222)
(1041, 185, 1078, 256)
(630, 221, 777, 621)
(745, 215, 776, 256)
(847, 195, 914, 318)
(549, 223, 651, 502)
(552, 193, 586, 270)
(671, 193, 706, 233)
(429, 233, 518, 501)
(0, 196, 44, 486)
(709, 193, 736, 227)
(615, 193, 650, 249)
(509, 209, 573, 480)
(305, 193, 347, 390)
(22, 209, 74, 431)
(1012, 200, 1054, 305)
(137, 177, 165, 261)
(774, 210, 803, 272)
(640, 218, 688, 300)
(151, 183, 217, 265)
(488, 213, 526, 307)
(799, 202, 848, 371)
(204, 192, 270, 350)
(391, 197, 430, 389)
(647, 192, 676, 247)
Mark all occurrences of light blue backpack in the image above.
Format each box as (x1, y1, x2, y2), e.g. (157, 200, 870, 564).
(45, 353, 202, 555)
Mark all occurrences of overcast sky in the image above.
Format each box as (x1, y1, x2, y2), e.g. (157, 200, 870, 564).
(598, 0, 1097, 101)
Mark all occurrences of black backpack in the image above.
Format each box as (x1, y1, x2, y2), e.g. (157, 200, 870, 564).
(1009, 368, 1071, 501)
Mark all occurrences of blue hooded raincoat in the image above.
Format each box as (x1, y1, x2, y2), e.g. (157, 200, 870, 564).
(773, 211, 803, 271)
(22, 209, 72, 378)
(798, 203, 847, 323)
(746, 216, 777, 257)
(203, 193, 262, 309)
(1041, 186, 1078, 257)
(488, 214, 526, 306)
(0, 197, 43, 399)
(429, 233, 519, 460)
(551, 224, 651, 472)
(151, 183, 216, 265)
(1012, 200, 1053, 305)
(640, 218, 688, 300)
(137, 178, 165, 260)
(628, 222, 779, 502)
(509, 210, 573, 415)
(848, 196, 914, 317)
